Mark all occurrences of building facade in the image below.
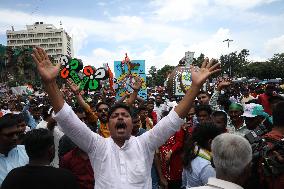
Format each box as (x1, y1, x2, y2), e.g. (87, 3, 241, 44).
(6, 22, 73, 63)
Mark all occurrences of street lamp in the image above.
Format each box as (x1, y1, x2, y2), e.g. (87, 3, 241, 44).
(223, 39, 233, 77)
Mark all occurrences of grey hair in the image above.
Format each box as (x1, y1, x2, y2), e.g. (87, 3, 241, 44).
(212, 133, 252, 178)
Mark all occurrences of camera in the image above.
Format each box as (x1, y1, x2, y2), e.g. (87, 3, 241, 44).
(245, 124, 270, 144)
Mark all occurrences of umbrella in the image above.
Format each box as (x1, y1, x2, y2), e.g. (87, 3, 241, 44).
(267, 79, 281, 83)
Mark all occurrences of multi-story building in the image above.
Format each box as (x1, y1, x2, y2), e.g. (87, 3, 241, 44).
(6, 22, 73, 63)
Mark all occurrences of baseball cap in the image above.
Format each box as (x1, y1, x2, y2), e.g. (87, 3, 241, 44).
(243, 103, 265, 118)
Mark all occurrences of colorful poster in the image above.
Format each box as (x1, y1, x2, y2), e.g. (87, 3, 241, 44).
(114, 57, 147, 100)
(174, 69, 192, 96)
(59, 55, 109, 92)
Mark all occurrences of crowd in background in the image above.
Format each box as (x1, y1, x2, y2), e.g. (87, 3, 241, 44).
(1, 49, 284, 189)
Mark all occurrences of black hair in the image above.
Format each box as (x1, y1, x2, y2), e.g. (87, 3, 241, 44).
(95, 101, 109, 112)
(162, 111, 170, 118)
(217, 95, 231, 112)
(269, 95, 284, 105)
(23, 128, 54, 159)
(212, 111, 228, 124)
(147, 100, 154, 105)
(73, 106, 85, 114)
(273, 101, 284, 127)
(266, 84, 276, 91)
(246, 99, 260, 104)
(14, 113, 26, 123)
(0, 113, 18, 131)
(42, 106, 52, 120)
(108, 103, 132, 119)
(138, 105, 147, 113)
(195, 105, 212, 116)
(155, 94, 162, 98)
(198, 90, 210, 97)
(183, 123, 222, 171)
(130, 108, 140, 119)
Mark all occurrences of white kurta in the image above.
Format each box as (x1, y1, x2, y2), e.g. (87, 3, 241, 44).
(53, 103, 184, 189)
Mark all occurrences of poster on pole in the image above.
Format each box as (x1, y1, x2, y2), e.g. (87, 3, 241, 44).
(114, 54, 147, 100)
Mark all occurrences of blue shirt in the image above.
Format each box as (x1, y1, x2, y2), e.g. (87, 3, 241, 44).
(0, 145, 29, 185)
(182, 156, 216, 188)
(22, 101, 40, 129)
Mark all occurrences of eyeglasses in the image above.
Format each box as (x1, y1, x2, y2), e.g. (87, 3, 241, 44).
(97, 108, 109, 113)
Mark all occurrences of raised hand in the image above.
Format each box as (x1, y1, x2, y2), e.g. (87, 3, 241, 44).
(217, 79, 231, 91)
(31, 47, 61, 83)
(67, 78, 80, 93)
(191, 58, 221, 87)
(130, 77, 142, 91)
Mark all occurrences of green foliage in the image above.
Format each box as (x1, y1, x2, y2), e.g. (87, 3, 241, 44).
(146, 50, 284, 87)
(147, 65, 175, 87)
(192, 53, 205, 67)
(156, 65, 175, 86)
(243, 53, 284, 79)
(219, 49, 250, 77)
(0, 44, 38, 85)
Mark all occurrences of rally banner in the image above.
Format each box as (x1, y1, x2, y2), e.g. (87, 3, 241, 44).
(114, 54, 147, 100)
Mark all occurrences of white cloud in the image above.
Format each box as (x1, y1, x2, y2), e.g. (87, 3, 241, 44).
(78, 47, 139, 72)
(214, 0, 279, 10)
(79, 28, 237, 74)
(0, 0, 282, 74)
(149, 0, 280, 23)
(151, 0, 209, 22)
(189, 28, 237, 58)
(265, 35, 284, 54)
(98, 2, 107, 6)
(248, 55, 267, 62)
(0, 8, 190, 51)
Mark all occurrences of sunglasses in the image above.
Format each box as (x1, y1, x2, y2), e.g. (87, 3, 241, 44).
(97, 108, 109, 113)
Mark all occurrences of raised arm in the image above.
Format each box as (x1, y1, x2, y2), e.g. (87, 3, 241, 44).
(209, 79, 231, 111)
(31, 47, 64, 113)
(174, 58, 221, 119)
(116, 92, 130, 104)
(67, 78, 90, 111)
(125, 77, 142, 106)
(140, 58, 221, 150)
(32, 47, 104, 154)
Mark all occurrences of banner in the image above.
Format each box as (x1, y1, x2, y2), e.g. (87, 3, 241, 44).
(114, 55, 147, 100)
(59, 55, 109, 91)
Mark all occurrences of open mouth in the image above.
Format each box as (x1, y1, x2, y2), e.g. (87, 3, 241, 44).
(116, 122, 127, 133)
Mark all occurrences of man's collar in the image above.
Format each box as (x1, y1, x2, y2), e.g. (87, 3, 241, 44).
(111, 136, 133, 149)
(0, 145, 18, 157)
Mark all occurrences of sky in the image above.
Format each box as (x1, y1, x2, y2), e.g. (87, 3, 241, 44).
(0, 0, 284, 73)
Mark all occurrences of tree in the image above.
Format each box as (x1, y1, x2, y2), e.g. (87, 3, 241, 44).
(147, 65, 175, 87)
(146, 66, 157, 87)
(0, 45, 39, 86)
(243, 53, 284, 79)
(192, 53, 205, 67)
(219, 49, 250, 77)
(155, 65, 175, 86)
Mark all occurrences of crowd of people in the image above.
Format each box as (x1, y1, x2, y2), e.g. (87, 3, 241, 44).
(0, 47, 284, 189)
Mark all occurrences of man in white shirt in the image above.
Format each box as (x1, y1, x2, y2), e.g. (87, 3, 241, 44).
(153, 94, 169, 121)
(32, 47, 221, 189)
(189, 133, 252, 189)
(36, 106, 64, 168)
